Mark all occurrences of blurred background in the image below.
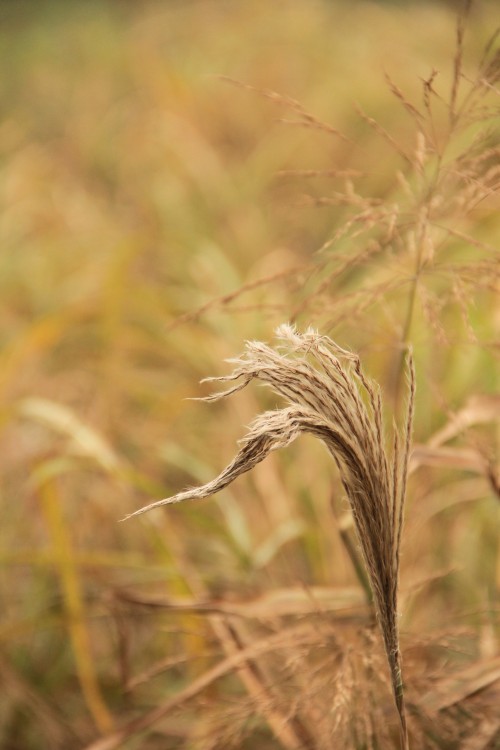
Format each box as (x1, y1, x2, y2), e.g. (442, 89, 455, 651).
(0, 1, 499, 748)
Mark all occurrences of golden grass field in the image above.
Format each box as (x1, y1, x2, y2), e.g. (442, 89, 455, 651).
(1, 1, 499, 748)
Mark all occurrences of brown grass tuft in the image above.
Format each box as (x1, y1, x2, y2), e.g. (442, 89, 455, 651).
(126, 324, 415, 748)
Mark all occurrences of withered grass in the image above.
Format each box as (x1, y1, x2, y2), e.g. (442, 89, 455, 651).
(126, 324, 416, 748)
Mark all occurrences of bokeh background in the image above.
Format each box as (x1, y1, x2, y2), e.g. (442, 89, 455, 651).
(1, 1, 499, 748)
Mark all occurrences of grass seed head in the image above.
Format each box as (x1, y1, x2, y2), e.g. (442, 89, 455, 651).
(126, 324, 415, 747)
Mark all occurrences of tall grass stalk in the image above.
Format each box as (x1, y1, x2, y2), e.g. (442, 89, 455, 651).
(126, 324, 415, 748)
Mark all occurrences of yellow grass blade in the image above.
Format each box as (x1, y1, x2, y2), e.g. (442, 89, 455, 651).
(38, 477, 114, 734)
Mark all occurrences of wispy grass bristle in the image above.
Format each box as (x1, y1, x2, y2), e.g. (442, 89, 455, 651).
(126, 324, 415, 748)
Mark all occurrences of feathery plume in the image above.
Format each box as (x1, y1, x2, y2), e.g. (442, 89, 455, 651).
(125, 325, 415, 748)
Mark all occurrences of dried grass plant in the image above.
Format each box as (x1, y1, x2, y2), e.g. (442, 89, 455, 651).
(106, 15, 500, 747)
(126, 324, 415, 748)
(98, 22, 500, 744)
